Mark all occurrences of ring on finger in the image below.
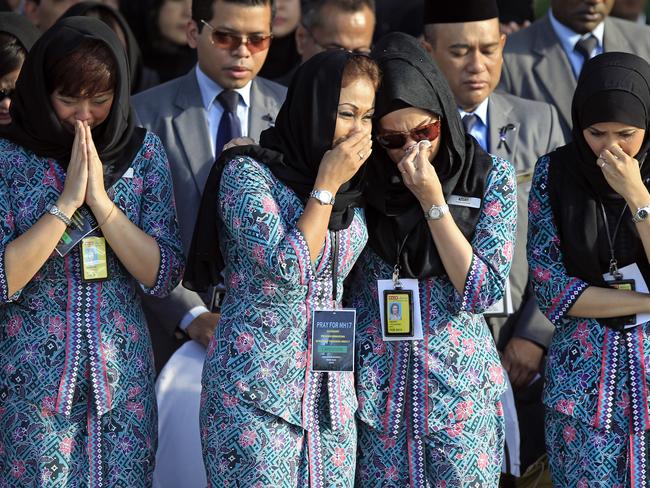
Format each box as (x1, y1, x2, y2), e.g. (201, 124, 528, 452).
(357, 151, 364, 160)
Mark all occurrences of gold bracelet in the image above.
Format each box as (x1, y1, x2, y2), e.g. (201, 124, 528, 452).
(98, 203, 116, 227)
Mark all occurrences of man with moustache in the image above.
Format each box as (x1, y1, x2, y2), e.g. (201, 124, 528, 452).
(500, 0, 650, 139)
(133, 1, 285, 485)
(133, 0, 285, 371)
(422, 1, 564, 482)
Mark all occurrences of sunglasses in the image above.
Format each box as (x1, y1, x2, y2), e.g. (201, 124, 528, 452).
(0, 88, 14, 102)
(376, 120, 441, 149)
(201, 20, 273, 54)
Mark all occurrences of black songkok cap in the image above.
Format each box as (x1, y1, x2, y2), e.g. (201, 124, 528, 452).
(424, 0, 499, 24)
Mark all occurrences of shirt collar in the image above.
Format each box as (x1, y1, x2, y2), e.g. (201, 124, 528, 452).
(195, 64, 252, 111)
(548, 9, 605, 53)
(458, 97, 489, 127)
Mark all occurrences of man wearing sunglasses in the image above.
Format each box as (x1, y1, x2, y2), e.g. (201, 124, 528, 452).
(276, 0, 375, 85)
(132, 2, 285, 483)
(421, 1, 565, 484)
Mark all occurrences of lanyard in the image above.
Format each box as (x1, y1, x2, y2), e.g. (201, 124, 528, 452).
(331, 230, 339, 301)
(392, 233, 411, 288)
(600, 201, 629, 279)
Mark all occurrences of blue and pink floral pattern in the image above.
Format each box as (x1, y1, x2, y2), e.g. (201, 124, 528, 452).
(0, 133, 184, 487)
(200, 156, 367, 487)
(528, 155, 650, 487)
(346, 155, 516, 487)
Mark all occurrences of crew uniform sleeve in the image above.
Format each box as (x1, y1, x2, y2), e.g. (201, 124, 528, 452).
(0, 159, 18, 303)
(219, 156, 313, 286)
(456, 156, 517, 313)
(137, 133, 185, 296)
(527, 155, 589, 328)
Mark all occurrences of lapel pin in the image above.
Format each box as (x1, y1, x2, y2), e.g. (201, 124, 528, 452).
(497, 124, 516, 153)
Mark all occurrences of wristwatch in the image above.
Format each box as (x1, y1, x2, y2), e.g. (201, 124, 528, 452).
(309, 189, 335, 205)
(424, 203, 449, 221)
(46, 203, 73, 226)
(632, 204, 650, 223)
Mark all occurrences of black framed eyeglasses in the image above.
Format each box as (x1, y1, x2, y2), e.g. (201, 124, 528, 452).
(0, 88, 14, 102)
(201, 20, 273, 54)
(303, 25, 372, 55)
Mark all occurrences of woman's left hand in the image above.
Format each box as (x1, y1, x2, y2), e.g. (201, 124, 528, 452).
(84, 122, 114, 218)
(398, 140, 445, 208)
(599, 144, 650, 204)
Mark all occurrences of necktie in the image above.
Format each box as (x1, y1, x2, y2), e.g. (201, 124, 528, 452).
(574, 34, 598, 70)
(215, 90, 242, 155)
(462, 113, 479, 134)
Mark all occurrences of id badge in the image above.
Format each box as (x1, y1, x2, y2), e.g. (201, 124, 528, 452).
(81, 237, 109, 282)
(602, 278, 636, 329)
(55, 205, 100, 257)
(383, 289, 414, 337)
(310, 309, 356, 372)
(377, 278, 423, 341)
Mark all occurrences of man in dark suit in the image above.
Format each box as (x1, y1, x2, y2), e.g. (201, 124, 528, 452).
(500, 0, 650, 139)
(422, 1, 565, 480)
(133, 0, 286, 373)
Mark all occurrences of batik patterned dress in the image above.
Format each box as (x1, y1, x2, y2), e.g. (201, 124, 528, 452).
(0, 133, 184, 487)
(200, 156, 367, 488)
(346, 155, 516, 488)
(528, 155, 650, 488)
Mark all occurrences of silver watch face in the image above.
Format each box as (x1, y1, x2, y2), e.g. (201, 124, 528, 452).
(428, 207, 442, 219)
(313, 190, 333, 204)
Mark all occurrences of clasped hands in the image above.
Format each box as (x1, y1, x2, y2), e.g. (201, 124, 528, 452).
(57, 120, 114, 223)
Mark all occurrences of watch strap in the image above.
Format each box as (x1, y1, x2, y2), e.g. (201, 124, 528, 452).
(47, 203, 73, 227)
(309, 189, 335, 205)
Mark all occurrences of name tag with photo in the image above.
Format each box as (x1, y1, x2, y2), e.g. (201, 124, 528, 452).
(448, 194, 481, 209)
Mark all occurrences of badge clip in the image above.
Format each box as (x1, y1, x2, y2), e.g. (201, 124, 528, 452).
(392, 264, 402, 289)
(609, 258, 623, 281)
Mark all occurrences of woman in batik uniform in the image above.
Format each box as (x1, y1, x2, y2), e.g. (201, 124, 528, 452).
(187, 50, 378, 487)
(346, 32, 516, 487)
(0, 18, 184, 487)
(529, 52, 650, 487)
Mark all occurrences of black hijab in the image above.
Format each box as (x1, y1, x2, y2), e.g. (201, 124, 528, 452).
(548, 52, 650, 285)
(0, 12, 40, 51)
(1, 17, 144, 189)
(61, 2, 145, 94)
(365, 32, 493, 279)
(184, 50, 366, 292)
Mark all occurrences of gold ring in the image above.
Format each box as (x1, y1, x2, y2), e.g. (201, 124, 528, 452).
(358, 151, 364, 160)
